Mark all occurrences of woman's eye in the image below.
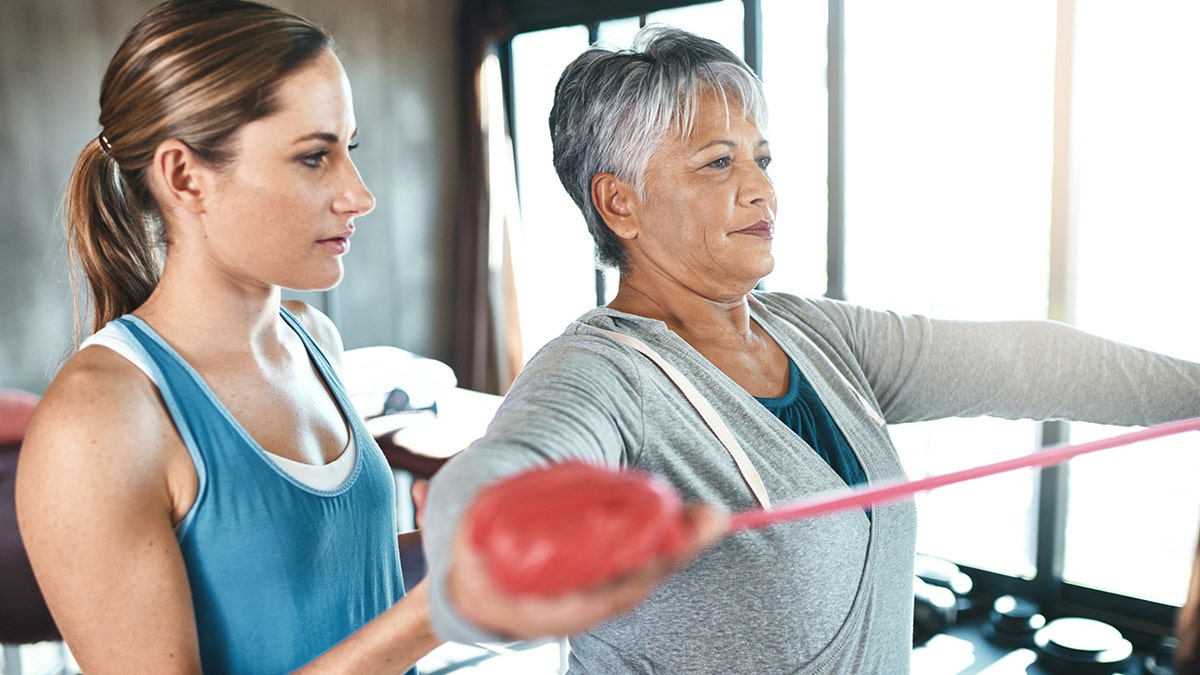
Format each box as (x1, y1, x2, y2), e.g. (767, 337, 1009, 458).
(348, 142, 360, 152)
(757, 156, 772, 170)
(708, 156, 732, 170)
(301, 150, 329, 168)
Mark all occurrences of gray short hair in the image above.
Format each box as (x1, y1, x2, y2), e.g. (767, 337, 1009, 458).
(549, 25, 767, 270)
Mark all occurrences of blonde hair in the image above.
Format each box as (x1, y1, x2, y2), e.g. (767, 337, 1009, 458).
(65, 0, 333, 338)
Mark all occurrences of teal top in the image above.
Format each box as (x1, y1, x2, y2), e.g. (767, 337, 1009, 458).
(755, 357, 869, 489)
(114, 308, 412, 675)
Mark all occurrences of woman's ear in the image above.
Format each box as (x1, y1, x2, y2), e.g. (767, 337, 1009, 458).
(148, 139, 210, 215)
(591, 172, 639, 240)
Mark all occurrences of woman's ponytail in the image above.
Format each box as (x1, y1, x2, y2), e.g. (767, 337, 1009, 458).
(63, 137, 162, 340)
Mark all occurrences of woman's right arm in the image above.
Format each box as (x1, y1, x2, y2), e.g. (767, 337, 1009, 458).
(422, 339, 727, 644)
(16, 349, 205, 673)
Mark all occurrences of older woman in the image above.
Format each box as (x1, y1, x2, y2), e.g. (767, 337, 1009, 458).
(424, 25, 1200, 674)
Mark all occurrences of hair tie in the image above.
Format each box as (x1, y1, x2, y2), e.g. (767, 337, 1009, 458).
(97, 132, 113, 154)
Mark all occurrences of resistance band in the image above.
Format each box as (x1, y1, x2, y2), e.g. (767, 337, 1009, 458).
(469, 416, 1200, 595)
(730, 415, 1200, 531)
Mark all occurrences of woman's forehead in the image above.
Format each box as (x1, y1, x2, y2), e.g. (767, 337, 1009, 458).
(674, 86, 761, 138)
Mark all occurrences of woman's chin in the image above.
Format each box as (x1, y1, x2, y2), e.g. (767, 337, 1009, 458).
(283, 270, 344, 294)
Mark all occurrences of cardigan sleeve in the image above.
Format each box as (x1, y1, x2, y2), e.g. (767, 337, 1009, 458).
(422, 333, 646, 643)
(791, 295, 1200, 427)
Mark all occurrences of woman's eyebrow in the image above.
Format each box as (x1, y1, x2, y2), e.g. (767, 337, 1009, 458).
(290, 128, 359, 145)
(693, 138, 770, 153)
(694, 139, 735, 153)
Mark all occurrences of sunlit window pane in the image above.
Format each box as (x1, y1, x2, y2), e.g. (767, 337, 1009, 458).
(842, 0, 1057, 578)
(510, 26, 593, 365)
(596, 17, 640, 49)
(891, 419, 1042, 578)
(647, 0, 744, 52)
(1062, 0, 1200, 606)
(758, 0, 829, 297)
(843, 0, 1055, 318)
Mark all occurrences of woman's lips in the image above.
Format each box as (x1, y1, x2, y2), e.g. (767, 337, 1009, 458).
(317, 236, 350, 255)
(734, 221, 773, 238)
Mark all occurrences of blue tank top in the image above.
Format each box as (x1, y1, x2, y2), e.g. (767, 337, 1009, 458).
(114, 309, 414, 675)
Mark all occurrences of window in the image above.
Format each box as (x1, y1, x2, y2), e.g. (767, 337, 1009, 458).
(510, 25, 593, 362)
(757, 0, 829, 297)
(1060, 0, 1200, 607)
(502, 0, 1200, 634)
(838, 0, 1056, 582)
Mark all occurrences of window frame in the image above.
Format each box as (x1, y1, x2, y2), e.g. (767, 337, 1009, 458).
(497, 0, 1184, 645)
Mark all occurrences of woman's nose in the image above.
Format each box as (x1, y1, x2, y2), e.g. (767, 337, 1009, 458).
(739, 161, 775, 206)
(334, 161, 376, 216)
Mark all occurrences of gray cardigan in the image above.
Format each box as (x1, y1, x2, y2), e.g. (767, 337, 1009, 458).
(424, 292, 1200, 674)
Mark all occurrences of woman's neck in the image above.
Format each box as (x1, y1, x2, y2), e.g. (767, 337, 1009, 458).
(132, 258, 286, 357)
(607, 281, 756, 346)
(608, 280, 788, 397)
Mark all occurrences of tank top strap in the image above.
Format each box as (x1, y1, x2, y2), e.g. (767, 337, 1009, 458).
(277, 307, 366, 437)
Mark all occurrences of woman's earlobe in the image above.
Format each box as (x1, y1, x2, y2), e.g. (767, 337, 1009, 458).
(592, 173, 637, 239)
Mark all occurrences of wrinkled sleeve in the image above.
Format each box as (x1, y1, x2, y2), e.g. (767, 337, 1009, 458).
(422, 336, 643, 644)
(813, 300, 1200, 426)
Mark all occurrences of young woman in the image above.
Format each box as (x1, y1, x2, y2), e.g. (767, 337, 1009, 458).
(16, 3, 724, 672)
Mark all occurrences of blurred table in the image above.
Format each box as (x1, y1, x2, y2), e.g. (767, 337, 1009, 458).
(371, 387, 503, 480)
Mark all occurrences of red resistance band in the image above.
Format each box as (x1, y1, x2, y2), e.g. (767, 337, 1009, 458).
(467, 417, 1200, 596)
(730, 416, 1200, 532)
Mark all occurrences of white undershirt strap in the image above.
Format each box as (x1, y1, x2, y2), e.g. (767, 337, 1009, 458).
(595, 327, 771, 509)
(81, 328, 156, 381)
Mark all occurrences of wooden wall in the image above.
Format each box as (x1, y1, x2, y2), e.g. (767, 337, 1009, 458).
(0, 0, 461, 393)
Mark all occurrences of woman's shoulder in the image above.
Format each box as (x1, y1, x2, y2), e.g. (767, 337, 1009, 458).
(533, 309, 675, 361)
(507, 310, 662, 392)
(750, 291, 915, 360)
(39, 345, 169, 436)
(566, 306, 675, 342)
(281, 300, 344, 365)
(752, 291, 856, 329)
(20, 345, 178, 489)
(753, 290, 906, 328)
(752, 289, 845, 312)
